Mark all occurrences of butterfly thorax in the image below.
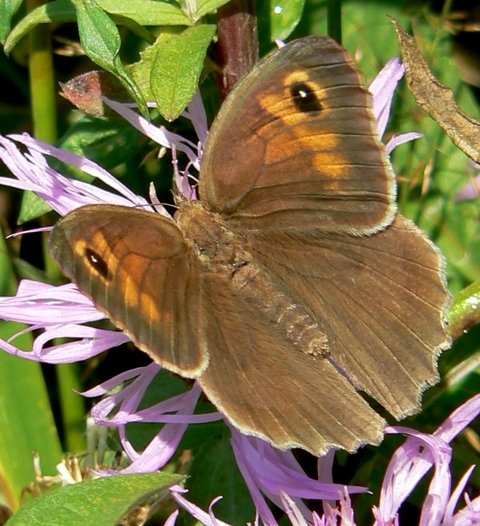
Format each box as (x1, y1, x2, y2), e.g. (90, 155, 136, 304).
(176, 200, 329, 358)
(175, 200, 247, 270)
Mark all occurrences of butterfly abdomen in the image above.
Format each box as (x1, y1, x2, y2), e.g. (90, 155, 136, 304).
(231, 259, 329, 357)
(177, 200, 329, 358)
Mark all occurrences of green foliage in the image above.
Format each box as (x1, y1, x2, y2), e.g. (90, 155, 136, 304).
(7, 472, 183, 526)
(150, 25, 217, 121)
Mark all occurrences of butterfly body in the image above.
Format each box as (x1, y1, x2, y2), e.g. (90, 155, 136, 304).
(49, 36, 451, 455)
(176, 200, 329, 357)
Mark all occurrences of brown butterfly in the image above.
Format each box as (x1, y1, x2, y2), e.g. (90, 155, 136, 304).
(49, 36, 451, 456)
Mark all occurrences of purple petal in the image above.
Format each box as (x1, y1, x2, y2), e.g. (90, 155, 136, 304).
(232, 430, 366, 501)
(0, 280, 127, 363)
(102, 97, 200, 170)
(0, 134, 150, 215)
(0, 281, 101, 324)
(230, 429, 367, 526)
(452, 493, 480, 525)
(454, 180, 480, 200)
(386, 132, 423, 154)
(181, 89, 208, 146)
(377, 427, 451, 524)
(82, 365, 157, 398)
(444, 465, 476, 523)
(454, 183, 480, 200)
(434, 393, 480, 443)
(164, 509, 179, 526)
(279, 490, 310, 526)
(454, 161, 480, 200)
(170, 486, 234, 526)
(376, 395, 480, 525)
(369, 57, 404, 139)
(91, 376, 208, 472)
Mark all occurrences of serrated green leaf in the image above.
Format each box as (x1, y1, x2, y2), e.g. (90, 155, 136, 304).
(7, 472, 183, 526)
(98, 0, 191, 26)
(0, 0, 23, 43)
(4, 0, 191, 54)
(151, 24, 216, 121)
(270, 0, 306, 40)
(71, 0, 149, 116)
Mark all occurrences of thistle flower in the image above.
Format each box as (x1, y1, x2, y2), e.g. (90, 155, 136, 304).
(170, 395, 480, 526)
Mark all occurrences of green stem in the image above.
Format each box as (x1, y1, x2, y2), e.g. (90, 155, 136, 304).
(27, 0, 60, 280)
(431, 0, 453, 56)
(27, 0, 57, 143)
(57, 363, 86, 453)
(327, 0, 342, 45)
(26, 1, 86, 454)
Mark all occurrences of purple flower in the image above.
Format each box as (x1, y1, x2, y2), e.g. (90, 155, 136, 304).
(0, 54, 466, 526)
(453, 160, 480, 201)
(171, 395, 480, 526)
(369, 57, 422, 152)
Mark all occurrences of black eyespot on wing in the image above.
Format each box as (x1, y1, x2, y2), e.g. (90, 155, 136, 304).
(290, 82, 322, 113)
(85, 248, 110, 280)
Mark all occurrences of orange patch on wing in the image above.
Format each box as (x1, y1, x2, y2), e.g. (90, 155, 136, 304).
(77, 232, 122, 278)
(264, 125, 345, 177)
(90, 230, 110, 252)
(140, 292, 161, 323)
(73, 239, 87, 258)
(116, 255, 161, 323)
(283, 70, 313, 86)
(313, 152, 347, 176)
(255, 71, 348, 185)
(118, 255, 142, 309)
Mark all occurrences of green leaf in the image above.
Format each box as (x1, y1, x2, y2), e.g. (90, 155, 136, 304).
(179, 0, 231, 23)
(0, 230, 62, 509)
(7, 472, 184, 526)
(4, 0, 191, 54)
(17, 192, 52, 225)
(186, 425, 255, 525)
(150, 24, 216, 121)
(0, 0, 23, 43)
(97, 0, 191, 26)
(4, 0, 77, 54)
(270, 0, 306, 40)
(0, 335, 63, 510)
(72, 0, 149, 117)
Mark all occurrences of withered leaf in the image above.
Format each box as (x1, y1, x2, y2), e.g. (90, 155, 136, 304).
(392, 18, 480, 163)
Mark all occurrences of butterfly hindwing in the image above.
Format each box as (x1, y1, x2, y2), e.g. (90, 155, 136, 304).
(246, 214, 451, 419)
(196, 268, 385, 455)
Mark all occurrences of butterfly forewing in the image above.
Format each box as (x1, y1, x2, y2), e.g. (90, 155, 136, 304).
(200, 36, 396, 235)
(49, 205, 207, 377)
